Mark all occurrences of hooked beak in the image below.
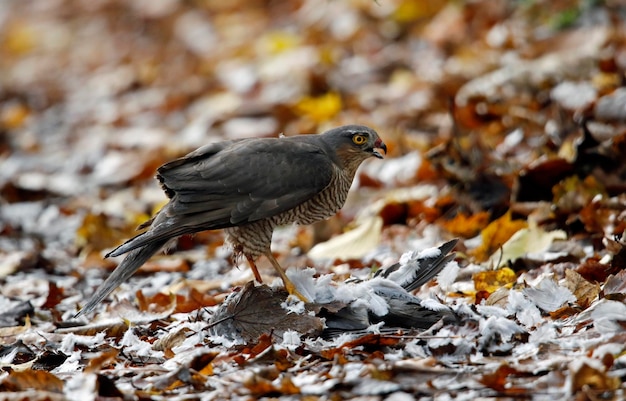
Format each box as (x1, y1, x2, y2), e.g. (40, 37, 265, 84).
(372, 138, 387, 159)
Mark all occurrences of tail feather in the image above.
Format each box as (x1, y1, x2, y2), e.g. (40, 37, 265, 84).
(75, 239, 168, 317)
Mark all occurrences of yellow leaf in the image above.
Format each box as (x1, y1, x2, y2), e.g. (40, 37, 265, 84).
(0, 102, 30, 130)
(294, 92, 342, 123)
(259, 31, 300, 54)
(471, 212, 527, 262)
(474, 267, 517, 293)
(308, 216, 382, 260)
(487, 223, 567, 268)
(3, 22, 37, 54)
(552, 175, 605, 210)
(393, 0, 441, 23)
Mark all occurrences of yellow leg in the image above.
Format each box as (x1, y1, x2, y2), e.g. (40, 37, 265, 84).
(245, 255, 264, 283)
(264, 251, 309, 302)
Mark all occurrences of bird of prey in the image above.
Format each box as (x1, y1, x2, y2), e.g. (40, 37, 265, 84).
(76, 125, 386, 316)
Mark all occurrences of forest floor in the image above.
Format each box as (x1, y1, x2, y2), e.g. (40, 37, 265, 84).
(1, 1, 626, 399)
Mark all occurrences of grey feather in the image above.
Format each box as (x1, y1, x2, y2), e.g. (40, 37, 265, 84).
(75, 239, 168, 317)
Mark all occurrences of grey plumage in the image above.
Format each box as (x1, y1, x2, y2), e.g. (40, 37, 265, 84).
(322, 239, 459, 337)
(76, 125, 386, 317)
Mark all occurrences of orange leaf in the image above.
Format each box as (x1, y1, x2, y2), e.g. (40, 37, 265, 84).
(440, 211, 490, 238)
(85, 349, 120, 373)
(480, 364, 528, 395)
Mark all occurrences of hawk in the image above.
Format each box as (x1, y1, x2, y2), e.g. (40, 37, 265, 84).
(76, 125, 386, 316)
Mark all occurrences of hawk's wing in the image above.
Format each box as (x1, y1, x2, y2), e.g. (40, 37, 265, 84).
(108, 137, 335, 257)
(158, 137, 335, 224)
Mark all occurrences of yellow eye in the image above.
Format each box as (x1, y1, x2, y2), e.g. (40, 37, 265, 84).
(352, 134, 367, 145)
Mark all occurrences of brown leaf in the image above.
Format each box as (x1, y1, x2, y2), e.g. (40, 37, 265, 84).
(42, 281, 64, 309)
(153, 328, 191, 358)
(56, 320, 129, 339)
(577, 257, 618, 283)
(244, 372, 300, 397)
(562, 269, 599, 309)
(553, 175, 606, 215)
(602, 269, 626, 304)
(0, 369, 63, 393)
(549, 305, 581, 320)
(406, 199, 441, 223)
(208, 283, 323, 343)
(570, 361, 620, 393)
(516, 158, 574, 202)
(85, 349, 120, 373)
(75, 212, 131, 252)
(96, 374, 125, 399)
(479, 364, 528, 395)
(320, 334, 401, 360)
(189, 352, 218, 375)
(175, 287, 219, 313)
(136, 290, 177, 313)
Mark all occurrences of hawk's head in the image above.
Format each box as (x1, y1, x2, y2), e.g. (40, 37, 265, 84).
(324, 125, 387, 166)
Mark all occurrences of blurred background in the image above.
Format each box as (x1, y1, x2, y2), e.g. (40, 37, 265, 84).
(1, 0, 625, 301)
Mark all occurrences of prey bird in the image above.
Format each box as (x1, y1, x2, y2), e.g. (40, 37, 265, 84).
(76, 125, 386, 316)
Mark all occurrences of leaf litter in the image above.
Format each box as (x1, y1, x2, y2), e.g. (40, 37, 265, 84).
(2, 0, 626, 399)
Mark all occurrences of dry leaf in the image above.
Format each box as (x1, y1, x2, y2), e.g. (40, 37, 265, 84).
(85, 349, 120, 373)
(471, 212, 527, 263)
(440, 211, 490, 238)
(0, 369, 63, 393)
(294, 92, 342, 123)
(208, 282, 323, 343)
(479, 364, 528, 395)
(487, 224, 567, 268)
(308, 216, 383, 260)
(522, 278, 575, 313)
(562, 269, 600, 309)
(570, 359, 620, 393)
(474, 267, 516, 294)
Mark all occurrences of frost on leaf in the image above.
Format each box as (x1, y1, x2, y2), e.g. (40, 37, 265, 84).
(522, 277, 576, 313)
(208, 282, 323, 343)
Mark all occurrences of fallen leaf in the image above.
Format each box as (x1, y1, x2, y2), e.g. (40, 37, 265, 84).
(0, 369, 63, 393)
(487, 223, 567, 268)
(577, 256, 620, 283)
(471, 212, 527, 263)
(479, 364, 528, 395)
(308, 216, 383, 260)
(42, 281, 64, 309)
(208, 283, 323, 343)
(440, 211, 490, 238)
(294, 92, 342, 123)
(562, 269, 599, 309)
(474, 267, 517, 294)
(85, 349, 120, 373)
(523, 277, 575, 313)
(570, 359, 620, 393)
(153, 328, 191, 358)
(136, 291, 177, 313)
(603, 269, 626, 298)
